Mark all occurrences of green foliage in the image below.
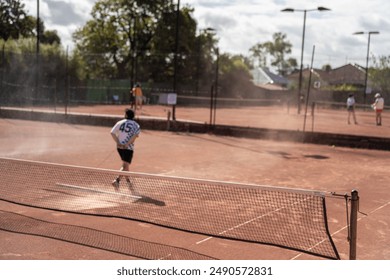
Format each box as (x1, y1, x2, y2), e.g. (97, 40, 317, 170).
(322, 64, 332, 71)
(72, 0, 224, 94)
(0, 0, 35, 41)
(41, 30, 61, 45)
(2, 1, 299, 101)
(0, 0, 60, 46)
(148, 5, 198, 84)
(249, 43, 267, 67)
(0, 38, 85, 104)
(73, 0, 176, 80)
(330, 84, 359, 92)
(218, 54, 254, 98)
(370, 55, 390, 98)
(249, 32, 297, 75)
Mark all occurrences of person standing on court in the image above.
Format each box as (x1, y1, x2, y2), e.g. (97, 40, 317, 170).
(346, 94, 358, 125)
(129, 84, 136, 109)
(132, 83, 143, 111)
(110, 108, 140, 190)
(372, 93, 384, 126)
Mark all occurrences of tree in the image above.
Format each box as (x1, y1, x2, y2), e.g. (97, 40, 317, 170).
(0, 38, 71, 104)
(218, 54, 253, 98)
(73, 0, 177, 81)
(148, 5, 198, 85)
(268, 33, 293, 74)
(249, 32, 297, 75)
(0, 0, 35, 41)
(193, 29, 219, 95)
(41, 30, 61, 45)
(371, 55, 390, 99)
(72, 0, 203, 90)
(249, 43, 268, 68)
(1, 0, 61, 46)
(322, 64, 332, 72)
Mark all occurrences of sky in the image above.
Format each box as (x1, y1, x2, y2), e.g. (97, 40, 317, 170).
(23, 0, 390, 70)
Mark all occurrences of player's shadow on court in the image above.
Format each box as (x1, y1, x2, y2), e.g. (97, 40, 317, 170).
(136, 195, 166, 207)
(267, 150, 296, 159)
(267, 151, 329, 160)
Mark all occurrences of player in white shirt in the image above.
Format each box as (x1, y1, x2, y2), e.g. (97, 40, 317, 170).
(346, 94, 358, 125)
(110, 108, 140, 190)
(372, 93, 385, 126)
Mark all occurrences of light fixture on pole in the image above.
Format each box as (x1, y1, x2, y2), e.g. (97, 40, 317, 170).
(353, 31, 379, 107)
(281, 6, 330, 114)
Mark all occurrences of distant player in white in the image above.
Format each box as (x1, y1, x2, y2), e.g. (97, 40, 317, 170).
(346, 94, 358, 125)
(110, 108, 140, 190)
(372, 93, 385, 126)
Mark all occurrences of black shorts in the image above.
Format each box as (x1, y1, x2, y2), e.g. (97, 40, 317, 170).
(117, 149, 134, 163)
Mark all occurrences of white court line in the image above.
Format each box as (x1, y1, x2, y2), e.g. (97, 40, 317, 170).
(196, 196, 315, 245)
(157, 254, 172, 260)
(56, 183, 142, 200)
(290, 200, 390, 260)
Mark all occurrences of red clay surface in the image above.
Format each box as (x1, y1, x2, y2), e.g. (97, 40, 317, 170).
(0, 104, 389, 260)
(66, 104, 390, 138)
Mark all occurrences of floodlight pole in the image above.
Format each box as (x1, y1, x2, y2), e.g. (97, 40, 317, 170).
(35, 0, 40, 105)
(196, 27, 216, 97)
(298, 9, 307, 115)
(213, 47, 219, 126)
(172, 0, 180, 120)
(303, 45, 315, 132)
(0, 43, 4, 100)
(36, 0, 40, 55)
(199, 28, 218, 126)
(281, 7, 330, 114)
(353, 31, 380, 107)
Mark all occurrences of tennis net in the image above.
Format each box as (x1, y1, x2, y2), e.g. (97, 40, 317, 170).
(0, 157, 340, 259)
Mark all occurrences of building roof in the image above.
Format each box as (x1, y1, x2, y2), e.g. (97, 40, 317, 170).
(325, 63, 366, 86)
(251, 67, 289, 87)
(287, 63, 367, 87)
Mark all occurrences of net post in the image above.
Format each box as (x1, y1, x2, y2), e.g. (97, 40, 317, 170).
(349, 189, 359, 260)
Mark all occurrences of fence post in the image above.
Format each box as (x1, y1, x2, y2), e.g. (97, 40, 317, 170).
(167, 110, 171, 131)
(311, 102, 315, 132)
(65, 46, 69, 116)
(0, 43, 4, 104)
(349, 189, 359, 260)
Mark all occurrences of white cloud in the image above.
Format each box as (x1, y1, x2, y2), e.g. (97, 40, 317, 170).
(22, 0, 390, 69)
(24, 0, 96, 49)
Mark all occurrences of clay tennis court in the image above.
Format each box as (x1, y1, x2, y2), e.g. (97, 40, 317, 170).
(0, 104, 389, 260)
